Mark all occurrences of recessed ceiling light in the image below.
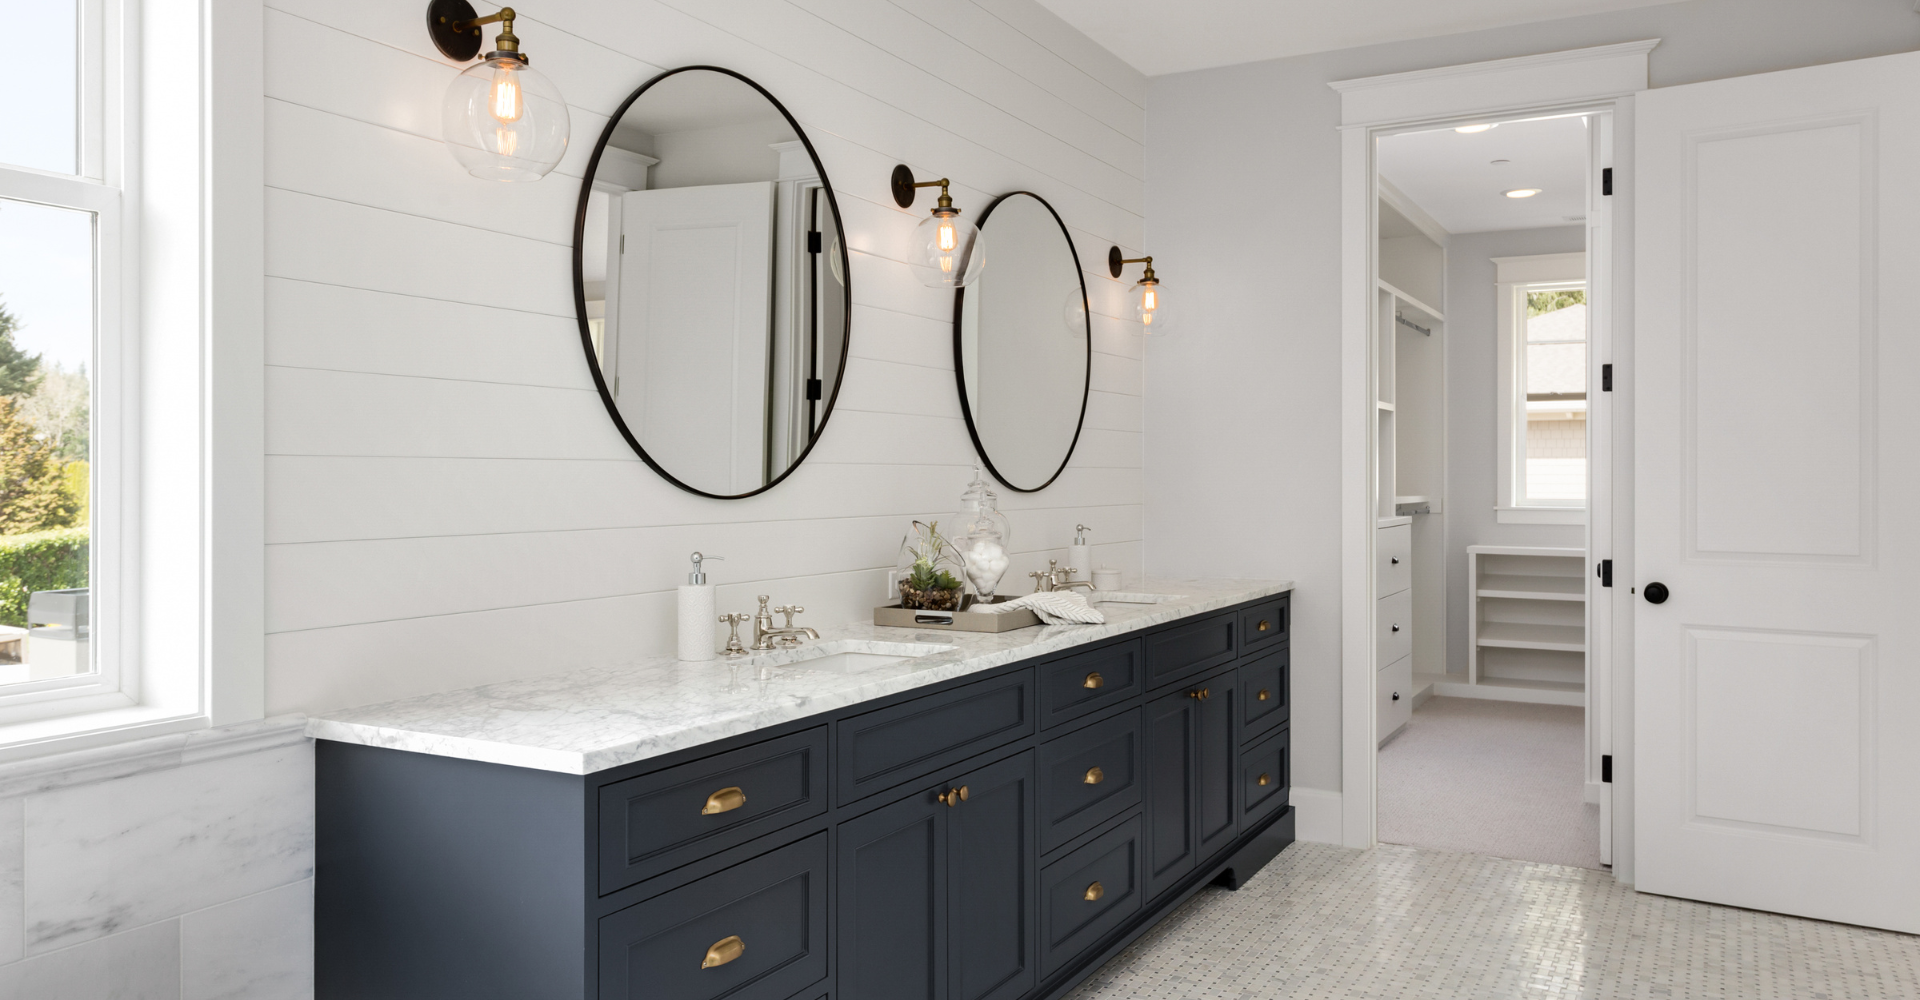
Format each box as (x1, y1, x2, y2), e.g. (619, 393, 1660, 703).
(1491, 159, 1510, 165)
(1455, 123, 1497, 133)
(1505, 188, 1542, 199)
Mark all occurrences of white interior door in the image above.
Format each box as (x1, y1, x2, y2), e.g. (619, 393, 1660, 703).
(1635, 50, 1920, 932)
(615, 181, 774, 494)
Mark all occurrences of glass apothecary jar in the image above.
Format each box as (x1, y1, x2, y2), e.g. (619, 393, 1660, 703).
(955, 466, 1012, 602)
(897, 520, 965, 611)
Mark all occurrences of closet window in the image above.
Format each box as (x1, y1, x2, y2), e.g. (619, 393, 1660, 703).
(1492, 252, 1588, 521)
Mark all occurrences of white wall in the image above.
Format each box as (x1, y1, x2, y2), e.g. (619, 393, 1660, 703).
(260, 0, 1149, 715)
(1443, 226, 1587, 675)
(1142, 0, 1920, 797)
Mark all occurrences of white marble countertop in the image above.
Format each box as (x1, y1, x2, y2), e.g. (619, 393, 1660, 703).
(305, 579, 1292, 775)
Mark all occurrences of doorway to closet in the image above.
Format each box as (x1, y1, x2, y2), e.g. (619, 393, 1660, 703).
(1370, 111, 1604, 871)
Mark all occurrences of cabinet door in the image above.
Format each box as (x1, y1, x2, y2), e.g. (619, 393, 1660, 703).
(838, 789, 947, 1000)
(1194, 668, 1239, 860)
(946, 751, 1037, 1000)
(1142, 686, 1197, 899)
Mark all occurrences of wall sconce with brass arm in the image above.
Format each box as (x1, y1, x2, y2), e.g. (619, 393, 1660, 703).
(892, 165, 985, 288)
(427, 1, 571, 181)
(1109, 247, 1166, 331)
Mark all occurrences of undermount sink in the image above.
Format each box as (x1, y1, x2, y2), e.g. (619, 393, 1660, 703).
(1095, 592, 1187, 605)
(767, 641, 954, 674)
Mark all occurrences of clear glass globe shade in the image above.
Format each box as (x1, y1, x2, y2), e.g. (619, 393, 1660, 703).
(1136, 279, 1167, 332)
(911, 210, 984, 288)
(442, 55, 570, 182)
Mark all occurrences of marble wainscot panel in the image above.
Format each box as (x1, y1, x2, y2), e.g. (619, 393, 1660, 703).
(309, 579, 1292, 775)
(0, 716, 313, 1000)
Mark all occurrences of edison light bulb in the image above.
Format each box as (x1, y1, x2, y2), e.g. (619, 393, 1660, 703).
(490, 64, 524, 122)
(912, 207, 983, 288)
(1137, 278, 1164, 331)
(937, 216, 957, 253)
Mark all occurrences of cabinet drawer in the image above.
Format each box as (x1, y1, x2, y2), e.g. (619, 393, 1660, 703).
(1144, 613, 1236, 690)
(598, 728, 828, 895)
(1240, 727, 1289, 828)
(598, 832, 828, 1000)
(1039, 640, 1143, 730)
(837, 669, 1034, 806)
(1377, 588, 1411, 666)
(1238, 595, 1289, 653)
(1378, 523, 1411, 597)
(1038, 709, 1143, 854)
(1039, 815, 1144, 977)
(1238, 647, 1290, 743)
(1379, 655, 1411, 744)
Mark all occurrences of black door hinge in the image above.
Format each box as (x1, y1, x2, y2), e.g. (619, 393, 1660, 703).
(807, 231, 823, 254)
(1602, 755, 1613, 783)
(805, 378, 823, 401)
(1602, 168, 1612, 196)
(1601, 363, 1612, 392)
(1597, 559, 1612, 588)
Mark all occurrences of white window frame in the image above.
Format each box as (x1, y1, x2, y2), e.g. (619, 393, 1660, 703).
(0, 0, 264, 759)
(1493, 252, 1588, 525)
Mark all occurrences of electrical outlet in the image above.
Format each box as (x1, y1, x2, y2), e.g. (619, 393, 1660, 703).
(885, 570, 900, 602)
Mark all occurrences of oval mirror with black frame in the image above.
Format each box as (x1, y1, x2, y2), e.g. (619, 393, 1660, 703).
(573, 67, 850, 499)
(954, 191, 1091, 492)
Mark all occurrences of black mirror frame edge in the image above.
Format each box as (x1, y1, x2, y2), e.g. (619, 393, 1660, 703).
(571, 65, 854, 500)
(951, 190, 1092, 494)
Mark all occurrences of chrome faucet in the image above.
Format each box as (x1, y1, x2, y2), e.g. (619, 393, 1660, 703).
(752, 595, 819, 650)
(1030, 560, 1097, 595)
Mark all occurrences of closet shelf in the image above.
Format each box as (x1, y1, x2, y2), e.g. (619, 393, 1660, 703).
(1476, 622, 1585, 652)
(1376, 278, 1445, 323)
(1477, 575, 1586, 601)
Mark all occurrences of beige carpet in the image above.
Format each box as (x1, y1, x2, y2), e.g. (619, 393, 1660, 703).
(1377, 695, 1602, 869)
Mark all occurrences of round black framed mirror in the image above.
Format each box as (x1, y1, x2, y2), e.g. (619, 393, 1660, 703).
(572, 66, 851, 499)
(953, 191, 1091, 492)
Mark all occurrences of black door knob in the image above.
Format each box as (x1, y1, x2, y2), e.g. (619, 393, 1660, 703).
(1392, 692, 1401, 701)
(1644, 582, 1669, 604)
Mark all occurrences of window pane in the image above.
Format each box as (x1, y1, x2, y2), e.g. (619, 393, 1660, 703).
(2, 0, 79, 174)
(1523, 289, 1587, 503)
(0, 198, 93, 683)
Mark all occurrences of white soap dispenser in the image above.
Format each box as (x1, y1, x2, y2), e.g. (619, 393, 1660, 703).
(678, 552, 723, 661)
(1068, 524, 1093, 582)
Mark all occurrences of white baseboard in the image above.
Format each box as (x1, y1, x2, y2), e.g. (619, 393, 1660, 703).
(1288, 786, 1343, 845)
(1431, 680, 1584, 707)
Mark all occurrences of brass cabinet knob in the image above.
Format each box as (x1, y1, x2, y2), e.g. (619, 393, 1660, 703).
(938, 785, 970, 807)
(1084, 766, 1105, 785)
(1258, 619, 1271, 632)
(1084, 881, 1105, 902)
(701, 787, 746, 815)
(1258, 689, 1270, 702)
(1084, 671, 1104, 689)
(701, 935, 745, 969)
(1258, 773, 1271, 787)
(1187, 687, 1209, 701)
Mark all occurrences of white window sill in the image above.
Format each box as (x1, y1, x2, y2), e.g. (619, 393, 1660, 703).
(0, 707, 213, 768)
(1497, 507, 1587, 525)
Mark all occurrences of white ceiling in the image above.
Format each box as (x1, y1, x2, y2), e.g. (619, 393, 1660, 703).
(1378, 115, 1590, 235)
(1035, 0, 1686, 77)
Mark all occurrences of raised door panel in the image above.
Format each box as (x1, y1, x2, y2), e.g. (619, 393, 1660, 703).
(947, 751, 1038, 1000)
(1142, 687, 1196, 899)
(1144, 613, 1237, 690)
(1038, 815, 1144, 977)
(1194, 669, 1239, 861)
(1240, 727, 1290, 828)
(598, 832, 828, 1000)
(837, 790, 947, 1000)
(597, 727, 828, 895)
(1039, 640, 1143, 730)
(1238, 647, 1290, 743)
(1238, 595, 1289, 653)
(1037, 709, 1143, 855)
(838, 670, 1035, 806)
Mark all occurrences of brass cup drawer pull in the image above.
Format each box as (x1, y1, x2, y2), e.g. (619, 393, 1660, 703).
(701, 935, 745, 969)
(1083, 671, 1104, 689)
(1258, 619, 1271, 632)
(938, 785, 970, 807)
(1258, 773, 1271, 787)
(1258, 688, 1270, 702)
(1084, 766, 1105, 785)
(701, 786, 747, 816)
(1084, 881, 1105, 902)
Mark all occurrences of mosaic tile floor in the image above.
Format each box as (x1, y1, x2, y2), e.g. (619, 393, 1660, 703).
(1066, 841, 1920, 1000)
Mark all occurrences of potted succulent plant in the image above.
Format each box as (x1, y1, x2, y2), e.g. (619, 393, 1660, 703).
(897, 520, 965, 611)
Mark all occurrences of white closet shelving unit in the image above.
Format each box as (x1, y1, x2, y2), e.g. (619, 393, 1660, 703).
(1457, 545, 1587, 706)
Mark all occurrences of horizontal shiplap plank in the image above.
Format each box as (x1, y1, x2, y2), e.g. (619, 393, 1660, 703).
(264, 367, 627, 459)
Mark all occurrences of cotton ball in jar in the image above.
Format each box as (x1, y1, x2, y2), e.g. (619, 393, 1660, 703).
(962, 536, 1010, 598)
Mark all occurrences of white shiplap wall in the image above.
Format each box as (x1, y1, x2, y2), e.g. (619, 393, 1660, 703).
(260, 0, 1148, 714)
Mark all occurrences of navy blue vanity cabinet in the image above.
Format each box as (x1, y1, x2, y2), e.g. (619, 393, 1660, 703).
(1037, 709, 1143, 853)
(837, 668, 1034, 806)
(1144, 613, 1237, 690)
(1038, 640, 1144, 730)
(1142, 667, 1238, 900)
(1038, 816, 1144, 976)
(837, 750, 1038, 1000)
(1238, 647, 1290, 743)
